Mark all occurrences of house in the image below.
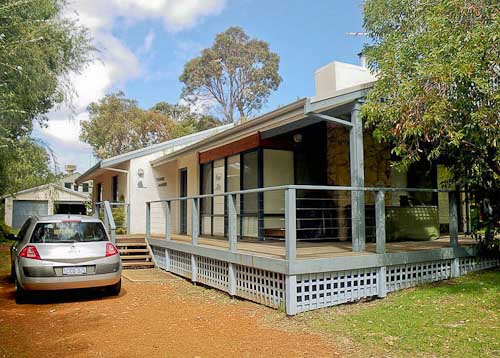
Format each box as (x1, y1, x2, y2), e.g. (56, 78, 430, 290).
(2, 184, 90, 229)
(58, 164, 93, 194)
(75, 124, 234, 234)
(79, 58, 498, 314)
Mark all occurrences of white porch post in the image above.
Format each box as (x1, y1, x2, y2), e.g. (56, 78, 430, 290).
(349, 101, 366, 252)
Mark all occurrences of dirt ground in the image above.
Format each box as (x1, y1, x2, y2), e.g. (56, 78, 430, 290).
(0, 244, 339, 358)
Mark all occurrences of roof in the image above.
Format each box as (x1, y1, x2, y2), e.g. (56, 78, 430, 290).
(75, 123, 234, 183)
(1, 183, 91, 200)
(151, 98, 307, 167)
(150, 83, 374, 167)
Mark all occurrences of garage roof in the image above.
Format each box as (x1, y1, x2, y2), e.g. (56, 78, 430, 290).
(1, 183, 90, 200)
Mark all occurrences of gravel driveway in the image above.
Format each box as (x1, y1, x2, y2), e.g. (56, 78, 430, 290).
(0, 244, 338, 357)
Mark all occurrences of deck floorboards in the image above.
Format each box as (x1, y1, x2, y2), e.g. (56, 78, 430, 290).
(133, 233, 475, 260)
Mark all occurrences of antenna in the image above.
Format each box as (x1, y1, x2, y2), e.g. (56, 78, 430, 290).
(346, 32, 368, 36)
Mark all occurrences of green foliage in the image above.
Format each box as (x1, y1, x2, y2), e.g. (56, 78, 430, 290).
(362, 0, 500, 245)
(180, 26, 282, 123)
(0, 0, 92, 196)
(0, 138, 56, 194)
(81, 93, 222, 159)
(0, 0, 92, 141)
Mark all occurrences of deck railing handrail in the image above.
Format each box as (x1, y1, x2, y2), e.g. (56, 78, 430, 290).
(145, 184, 463, 204)
(94, 201, 130, 236)
(145, 184, 462, 260)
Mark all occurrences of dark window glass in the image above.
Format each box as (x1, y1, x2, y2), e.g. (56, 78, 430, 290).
(242, 151, 258, 214)
(82, 183, 89, 192)
(64, 182, 72, 189)
(201, 163, 213, 215)
(31, 222, 108, 243)
(112, 176, 118, 202)
(18, 219, 32, 240)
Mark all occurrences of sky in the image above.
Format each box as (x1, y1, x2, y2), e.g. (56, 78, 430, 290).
(33, 0, 366, 174)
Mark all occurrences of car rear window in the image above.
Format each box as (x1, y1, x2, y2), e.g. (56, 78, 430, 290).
(30, 222, 108, 243)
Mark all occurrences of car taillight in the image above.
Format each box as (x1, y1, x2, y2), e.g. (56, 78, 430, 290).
(106, 243, 119, 257)
(19, 245, 41, 260)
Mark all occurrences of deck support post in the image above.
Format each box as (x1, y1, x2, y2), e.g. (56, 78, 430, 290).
(377, 266, 387, 298)
(375, 191, 386, 254)
(285, 188, 297, 261)
(285, 275, 297, 316)
(228, 194, 237, 252)
(349, 101, 366, 252)
(165, 248, 170, 271)
(451, 258, 460, 278)
(191, 198, 199, 246)
(191, 254, 197, 283)
(228, 263, 236, 296)
(165, 201, 171, 241)
(449, 192, 459, 247)
(145, 202, 151, 240)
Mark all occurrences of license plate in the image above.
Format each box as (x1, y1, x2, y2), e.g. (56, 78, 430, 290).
(62, 266, 87, 275)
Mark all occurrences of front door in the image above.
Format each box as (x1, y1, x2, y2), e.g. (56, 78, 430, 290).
(179, 168, 188, 234)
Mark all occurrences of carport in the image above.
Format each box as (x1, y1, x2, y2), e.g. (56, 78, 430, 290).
(2, 184, 90, 229)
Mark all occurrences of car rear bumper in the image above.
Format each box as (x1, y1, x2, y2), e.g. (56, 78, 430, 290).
(19, 271, 121, 290)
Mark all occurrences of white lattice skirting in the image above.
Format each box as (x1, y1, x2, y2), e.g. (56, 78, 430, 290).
(149, 245, 499, 314)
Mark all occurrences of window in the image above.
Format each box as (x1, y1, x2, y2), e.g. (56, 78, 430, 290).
(200, 163, 213, 235)
(74, 185, 79, 192)
(242, 151, 259, 238)
(112, 175, 118, 202)
(64, 182, 72, 189)
(30, 222, 108, 243)
(82, 183, 89, 192)
(18, 219, 32, 240)
(213, 159, 225, 236)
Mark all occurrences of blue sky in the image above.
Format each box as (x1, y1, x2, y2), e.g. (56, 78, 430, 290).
(36, 0, 366, 173)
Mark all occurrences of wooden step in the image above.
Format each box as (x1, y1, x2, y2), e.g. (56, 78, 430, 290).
(116, 237, 146, 244)
(116, 242, 147, 248)
(121, 255, 151, 260)
(122, 261, 155, 269)
(119, 248, 149, 254)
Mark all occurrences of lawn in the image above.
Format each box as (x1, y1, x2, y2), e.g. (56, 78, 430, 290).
(297, 270, 500, 357)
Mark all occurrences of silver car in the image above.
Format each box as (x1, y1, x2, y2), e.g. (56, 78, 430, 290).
(10, 215, 122, 303)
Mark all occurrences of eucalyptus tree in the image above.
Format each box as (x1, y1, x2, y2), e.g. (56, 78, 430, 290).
(180, 27, 282, 123)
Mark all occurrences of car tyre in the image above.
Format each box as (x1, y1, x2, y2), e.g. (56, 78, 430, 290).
(15, 278, 28, 304)
(107, 279, 121, 296)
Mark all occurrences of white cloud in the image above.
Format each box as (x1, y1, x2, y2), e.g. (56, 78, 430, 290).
(139, 29, 155, 55)
(43, 0, 226, 171)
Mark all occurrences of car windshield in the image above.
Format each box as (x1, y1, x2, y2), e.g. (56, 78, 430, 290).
(30, 221, 108, 243)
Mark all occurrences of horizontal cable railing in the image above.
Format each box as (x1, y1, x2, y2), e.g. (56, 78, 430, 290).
(146, 185, 466, 260)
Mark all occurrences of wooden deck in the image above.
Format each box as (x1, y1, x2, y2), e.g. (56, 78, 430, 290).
(142, 234, 475, 260)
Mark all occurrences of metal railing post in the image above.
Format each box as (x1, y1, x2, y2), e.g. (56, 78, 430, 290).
(165, 201, 171, 241)
(146, 202, 151, 240)
(285, 188, 297, 261)
(104, 201, 116, 244)
(375, 191, 386, 254)
(191, 198, 199, 245)
(449, 191, 459, 247)
(228, 194, 237, 252)
(126, 203, 131, 234)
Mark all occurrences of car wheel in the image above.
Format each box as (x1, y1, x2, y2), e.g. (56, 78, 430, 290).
(107, 279, 121, 296)
(15, 278, 28, 304)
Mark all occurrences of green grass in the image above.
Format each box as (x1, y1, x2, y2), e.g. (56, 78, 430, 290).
(301, 271, 500, 357)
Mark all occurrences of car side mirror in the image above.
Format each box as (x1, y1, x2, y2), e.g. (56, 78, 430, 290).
(6, 233, 18, 241)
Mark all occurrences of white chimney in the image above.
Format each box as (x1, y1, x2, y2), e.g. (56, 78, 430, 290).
(65, 164, 77, 174)
(312, 60, 376, 102)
